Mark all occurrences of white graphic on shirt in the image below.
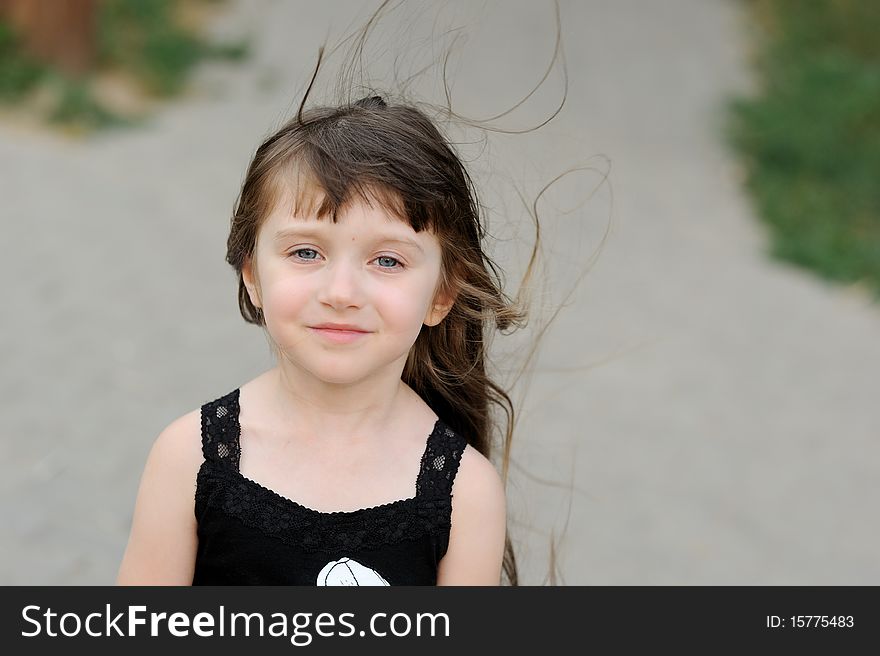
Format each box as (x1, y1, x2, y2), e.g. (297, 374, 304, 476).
(316, 557, 390, 586)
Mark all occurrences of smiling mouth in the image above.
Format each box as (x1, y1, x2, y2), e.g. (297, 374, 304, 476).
(309, 327, 370, 343)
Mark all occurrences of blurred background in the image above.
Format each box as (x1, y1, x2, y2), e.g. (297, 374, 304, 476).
(1, 0, 878, 585)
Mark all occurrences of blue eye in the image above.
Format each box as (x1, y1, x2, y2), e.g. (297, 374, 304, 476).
(288, 249, 405, 270)
(375, 255, 404, 270)
(290, 248, 319, 261)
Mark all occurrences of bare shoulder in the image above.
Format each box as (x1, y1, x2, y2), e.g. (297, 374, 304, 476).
(115, 407, 205, 585)
(453, 444, 506, 510)
(436, 443, 507, 586)
(150, 407, 204, 475)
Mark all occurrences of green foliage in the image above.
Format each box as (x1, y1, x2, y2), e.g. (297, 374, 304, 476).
(47, 73, 138, 131)
(0, 0, 250, 131)
(0, 22, 47, 100)
(97, 0, 249, 97)
(726, 0, 880, 299)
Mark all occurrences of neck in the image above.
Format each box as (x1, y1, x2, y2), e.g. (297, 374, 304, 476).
(267, 360, 408, 443)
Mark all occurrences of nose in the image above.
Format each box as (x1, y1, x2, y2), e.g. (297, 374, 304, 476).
(316, 257, 365, 309)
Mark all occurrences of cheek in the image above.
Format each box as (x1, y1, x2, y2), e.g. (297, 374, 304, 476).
(375, 272, 438, 324)
(379, 289, 431, 330)
(259, 267, 435, 333)
(262, 277, 309, 317)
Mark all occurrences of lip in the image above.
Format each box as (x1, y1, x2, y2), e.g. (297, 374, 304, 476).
(311, 323, 370, 332)
(308, 326, 371, 344)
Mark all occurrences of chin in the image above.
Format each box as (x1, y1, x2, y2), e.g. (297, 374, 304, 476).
(309, 362, 372, 386)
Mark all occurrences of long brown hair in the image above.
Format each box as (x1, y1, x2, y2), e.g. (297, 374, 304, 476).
(224, 0, 597, 586)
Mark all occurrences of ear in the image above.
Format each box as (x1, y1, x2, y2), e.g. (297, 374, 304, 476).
(424, 287, 457, 327)
(242, 256, 263, 309)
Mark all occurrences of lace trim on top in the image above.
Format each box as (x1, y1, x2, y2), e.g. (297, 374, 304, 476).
(195, 388, 467, 553)
(200, 389, 241, 470)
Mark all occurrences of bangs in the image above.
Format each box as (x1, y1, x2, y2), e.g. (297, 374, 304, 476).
(266, 153, 420, 230)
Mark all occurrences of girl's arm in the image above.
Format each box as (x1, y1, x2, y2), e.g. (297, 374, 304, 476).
(436, 445, 507, 585)
(115, 410, 203, 585)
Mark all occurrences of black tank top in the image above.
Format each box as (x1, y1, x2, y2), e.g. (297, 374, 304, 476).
(191, 388, 468, 585)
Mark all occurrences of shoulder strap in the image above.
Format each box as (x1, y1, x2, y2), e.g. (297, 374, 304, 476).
(200, 388, 241, 471)
(416, 420, 468, 499)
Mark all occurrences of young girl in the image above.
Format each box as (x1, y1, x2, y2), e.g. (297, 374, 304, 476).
(114, 78, 540, 585)
(110, 0, 578, 586)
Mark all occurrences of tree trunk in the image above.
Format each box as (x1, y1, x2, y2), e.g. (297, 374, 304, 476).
(0, 0, 97, 76)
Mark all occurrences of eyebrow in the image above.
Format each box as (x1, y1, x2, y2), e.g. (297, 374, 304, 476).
(273, 227, 424, 254)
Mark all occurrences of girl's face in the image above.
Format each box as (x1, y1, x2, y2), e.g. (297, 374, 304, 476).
(242, 191, 453, 385)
